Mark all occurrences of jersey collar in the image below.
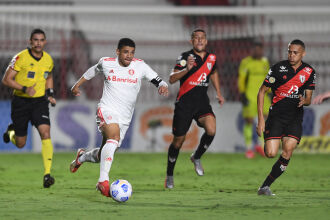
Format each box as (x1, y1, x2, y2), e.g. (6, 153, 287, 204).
(28, 48, 43, 61)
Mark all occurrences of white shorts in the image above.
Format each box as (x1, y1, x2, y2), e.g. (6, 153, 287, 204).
(96, 107, 129, 147)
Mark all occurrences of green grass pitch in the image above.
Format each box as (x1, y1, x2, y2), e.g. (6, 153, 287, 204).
(0, 152, 329, 219)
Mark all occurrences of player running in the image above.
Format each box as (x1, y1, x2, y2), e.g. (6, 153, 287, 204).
(165, 29, 225, 189)
(2, 29, 56, 188)
(69, 38, 169, 197)
(238, 42, 270, 158)
(256, 39, 316, 195)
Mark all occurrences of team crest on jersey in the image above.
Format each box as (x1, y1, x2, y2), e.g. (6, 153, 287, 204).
(109, 69, 114, 73)
(44, 71, 49, 79)
(269, 77, 275, 83)
(300, 75, 305, 83)
(180, 59, 186, 67)
(128, 69, 135, 75)
(207, 62, 212, 71)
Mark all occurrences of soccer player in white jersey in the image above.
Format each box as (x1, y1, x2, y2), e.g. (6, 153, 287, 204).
(69, 38, 169, 197)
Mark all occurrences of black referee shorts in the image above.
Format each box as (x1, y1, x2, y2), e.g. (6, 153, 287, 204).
(263, 114, 302, 143)
(11, 96, 50, 137)
(172, 102, 215, 137)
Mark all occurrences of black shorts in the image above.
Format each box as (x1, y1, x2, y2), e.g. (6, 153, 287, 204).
(11, 96, 50, 137)
(172, 102, 215, 136)
(263, 114, 302, 143)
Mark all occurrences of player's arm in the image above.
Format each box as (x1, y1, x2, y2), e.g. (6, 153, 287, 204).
(298, 90, 313, 107)
(238, 59, 249, 105)
(312, 91, 330, 104)
(1, 67, 36, 96)
(71, 64, 98, 96)
(169, 55, 194, 84)
(143, 62, 169, 97)
(210, 69, 225, 106)
(45, 73, 56, 106)
(256, 85, 270, 137)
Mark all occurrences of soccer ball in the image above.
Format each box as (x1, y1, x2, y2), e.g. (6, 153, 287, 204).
(110, 179, 132, 202)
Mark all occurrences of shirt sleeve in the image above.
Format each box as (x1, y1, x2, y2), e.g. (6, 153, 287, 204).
(263, 65, 276, 88)
(49, 56, 54, 73)
(8, 53, 22, 72)
(142, 61, 159, 81)
(173, 53, 187, 71)
(83, 58, 102, 80)
(305, 70, 316, 90)
(238, 58, 248, 92)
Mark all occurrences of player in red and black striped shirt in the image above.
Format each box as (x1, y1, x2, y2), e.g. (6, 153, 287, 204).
(256, 39, 316, 195)
(165, 29, 225, 188)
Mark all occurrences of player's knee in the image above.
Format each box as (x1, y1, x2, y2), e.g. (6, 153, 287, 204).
(16, 141, 26, 148)
(265, 150, 276, 158)
(172, 137, 185, 149)
(40, 132, 50, 140)
(206, 130, 216, 137)
(172, 141, 183, 149)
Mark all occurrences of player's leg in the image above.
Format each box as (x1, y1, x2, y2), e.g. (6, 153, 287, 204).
(242, 100, 256, 158)
(4, 97, 30, 148)
(37, 124, 55, 188)
(33, 97, 55, 188)
(165, 106, 192, 188)
(96, 123, 120, 197)
(189, 114, 215, 176)
(70, 136, 105, 173)
(258, 116, 284, 195)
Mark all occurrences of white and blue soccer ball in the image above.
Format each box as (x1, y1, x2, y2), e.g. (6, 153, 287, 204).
(110, 179, 132, 202)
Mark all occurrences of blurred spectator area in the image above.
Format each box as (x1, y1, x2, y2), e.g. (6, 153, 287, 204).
(0, 0, 329, 103)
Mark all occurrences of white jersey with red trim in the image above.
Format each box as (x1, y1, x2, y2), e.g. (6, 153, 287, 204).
(83, 57, 159, 125)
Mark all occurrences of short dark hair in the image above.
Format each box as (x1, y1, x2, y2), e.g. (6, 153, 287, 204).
(191, 29, 206, 39)
(30, 28, 46, 40)
(289, 39, 305, 49)
(117, 38, 135, 50)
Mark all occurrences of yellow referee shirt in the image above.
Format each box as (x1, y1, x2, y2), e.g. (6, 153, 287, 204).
(9, 48, 54, 98)
(238, 56, 269, 100)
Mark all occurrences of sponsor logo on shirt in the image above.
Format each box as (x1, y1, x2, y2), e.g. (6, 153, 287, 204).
(303, 67, 312, 75)
(279, 66, 288, 72)
(106, 75, 138, 83)
(209, 54, 216, 61)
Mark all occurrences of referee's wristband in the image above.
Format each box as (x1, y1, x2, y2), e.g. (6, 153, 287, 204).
(46, 88, 54, 97)
(22, 86, 27, 93)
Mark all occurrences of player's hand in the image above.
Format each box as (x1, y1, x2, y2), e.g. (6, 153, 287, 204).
(216, 94, 225, 107)
(298, 95, 305, 107)
(71, 85, 81, 96)
(48, 96, 56, 107)
(158, 85, 169, 97)
(26, 83, 36, 97)
(186, 55, 195, 71)
(312, 92, 330, 104)
(256, 120, 265, 137)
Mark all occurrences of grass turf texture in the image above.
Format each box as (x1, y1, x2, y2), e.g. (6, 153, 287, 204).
(0, 153, 329, 220)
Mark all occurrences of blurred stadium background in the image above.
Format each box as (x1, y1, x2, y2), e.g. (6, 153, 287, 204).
(0, 0, 329, 153)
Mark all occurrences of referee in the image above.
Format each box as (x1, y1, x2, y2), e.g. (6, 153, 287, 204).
(2, 29, 56, 188)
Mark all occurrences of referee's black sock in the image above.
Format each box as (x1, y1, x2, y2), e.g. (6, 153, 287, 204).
(166, 144, 180, 176)
(261, 155, 290, 188)
(193, 133, 214, 159)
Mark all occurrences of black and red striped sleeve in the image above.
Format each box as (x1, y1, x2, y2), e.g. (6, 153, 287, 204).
(305, 70, 316, 90)
(174, 53, 187, 71)
(263, 65, 276, 88)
